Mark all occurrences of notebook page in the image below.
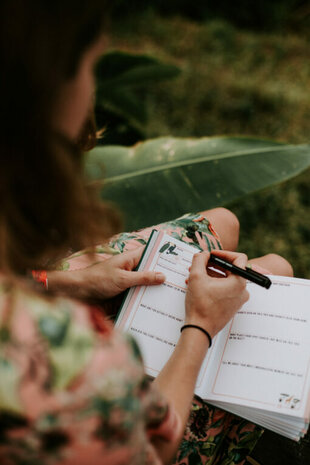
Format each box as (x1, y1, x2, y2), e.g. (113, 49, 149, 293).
(116, 231, 213, 388)
(202, 276, 310, 419)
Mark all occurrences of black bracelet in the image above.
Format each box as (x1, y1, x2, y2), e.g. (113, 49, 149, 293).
(180, 324, 212, 348)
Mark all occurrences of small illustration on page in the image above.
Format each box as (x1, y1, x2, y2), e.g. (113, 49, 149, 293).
(159, 242, 178, 256)
(278, 393, 300, 408)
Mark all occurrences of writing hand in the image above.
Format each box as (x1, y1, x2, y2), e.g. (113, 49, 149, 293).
(185, 250, 250, 338)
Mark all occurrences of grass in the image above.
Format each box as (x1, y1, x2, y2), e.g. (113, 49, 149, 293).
(105, 11, 310, 278)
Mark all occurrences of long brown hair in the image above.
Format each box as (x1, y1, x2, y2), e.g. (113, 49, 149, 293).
(0, 1, 121, 274)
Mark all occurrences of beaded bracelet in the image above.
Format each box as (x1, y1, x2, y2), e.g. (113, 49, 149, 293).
(32, 270, 48, 290)
(180, 324, 212, 348)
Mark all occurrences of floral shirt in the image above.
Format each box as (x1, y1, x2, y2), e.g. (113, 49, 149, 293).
(0, 213, 264, 465)
(0, 281, 178, 465)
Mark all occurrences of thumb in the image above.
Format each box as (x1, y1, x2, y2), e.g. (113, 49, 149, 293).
(190, 251, 211, 274)
(120, 270, 166, 288)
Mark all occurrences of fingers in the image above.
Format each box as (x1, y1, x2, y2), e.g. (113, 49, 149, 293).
(207, 250, 248, 283)
(189, 250, 249, 295)
(111, 246, 145, 270)
(212, 253, 248, 294)
(210, 249, 248, 268)
(124, 246, 145, 268)
(190, 250, 248, 280)
(232, 252, 247, 269)
(189, 251, 211, 277)
(115, 248, 250, 293)
(119, 270, 166, 289)
(191, 249, 249, 274)
(110, 247, 167, 290)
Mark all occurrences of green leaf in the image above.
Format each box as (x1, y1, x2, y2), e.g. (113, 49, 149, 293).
(95, 52, 161, 81)
(97, 88, 147, 126)
(159, 243, 171, 253)
(49, 324, 94, 391)
(0, 357, 22, 413)
(95, 51, 180, 137)
(177, 440, 198, 461)
(85, 136, 310, 231)
(39, 314, 70, 346)
(235, 429, 264, 449)
(96, 51, 180, 88)
(101, 63, 181, 88)
(188, 451, 203, 465)
(201, 441, 217, 451)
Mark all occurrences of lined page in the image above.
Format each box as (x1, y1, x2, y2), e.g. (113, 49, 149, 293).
(203, 276, 310, 419)
(116, 231, 212, 387)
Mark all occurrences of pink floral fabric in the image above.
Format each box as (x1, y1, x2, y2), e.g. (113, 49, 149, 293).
(0, 284, 179, 465)
(57, 212, 263, 465)
(0, 213, 263, 465)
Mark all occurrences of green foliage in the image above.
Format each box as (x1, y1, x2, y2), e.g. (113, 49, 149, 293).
(229, 171, 310, 279)
(95, 51, 180, 145)
(155, 0, 302, 30)
(109, 0, 308, 31)
(86, 137, 310, 231)
(98, 12, 310, 277)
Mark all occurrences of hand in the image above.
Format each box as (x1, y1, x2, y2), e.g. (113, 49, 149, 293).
(185, 250, 250, 338)
(47, 247, 166, 300)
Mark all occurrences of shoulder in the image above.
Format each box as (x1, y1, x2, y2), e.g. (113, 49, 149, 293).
(0, 279, 162, 464)
(0, 278, 145, 410)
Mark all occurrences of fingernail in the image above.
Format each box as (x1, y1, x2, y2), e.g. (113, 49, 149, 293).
(156, 272, 166, 282)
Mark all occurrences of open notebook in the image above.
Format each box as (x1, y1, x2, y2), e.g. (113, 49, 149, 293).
(115, 230, 310, 440)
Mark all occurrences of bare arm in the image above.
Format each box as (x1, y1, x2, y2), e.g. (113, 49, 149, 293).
(152, 250, 250, 464)
(46, 247, 166, 300)
(47, 248, 249, 464)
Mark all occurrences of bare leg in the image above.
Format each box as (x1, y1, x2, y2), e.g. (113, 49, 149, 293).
(199, 207, 240, 251)
(199, 208, 293, 277)
(249, 254, 294, 277)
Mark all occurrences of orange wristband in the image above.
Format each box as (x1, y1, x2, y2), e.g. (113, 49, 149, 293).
(32, 270, 48, 290)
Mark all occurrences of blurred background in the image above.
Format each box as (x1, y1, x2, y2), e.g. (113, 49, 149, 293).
(98, 0, 310, 278)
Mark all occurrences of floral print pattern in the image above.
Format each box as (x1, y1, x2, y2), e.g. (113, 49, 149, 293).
(0, 289, 177, 464)
(59, 213, 263, 464)
(174, 397, 263, 465)
(0, 213, 263, 464)
(56, 213, 223, 272)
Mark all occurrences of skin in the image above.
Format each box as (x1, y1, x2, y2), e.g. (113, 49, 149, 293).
(200, 207, 293, 277)
(50, 37, 293, 300)
(48, 247, 166, 300)
(153, 250, 249, 464)
(51, 36, 166, 293)
(51, 36, 293, 464)
(48, 207, 293, 299)
(53, 37, 106, 140)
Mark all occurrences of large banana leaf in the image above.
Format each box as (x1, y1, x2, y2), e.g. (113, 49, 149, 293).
(85, 136, 310, 231)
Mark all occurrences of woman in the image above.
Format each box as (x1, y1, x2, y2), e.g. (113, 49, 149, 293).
(0, 1, 293, 464)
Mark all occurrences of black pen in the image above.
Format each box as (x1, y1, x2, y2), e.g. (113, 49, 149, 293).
(208, 254, 272, 289)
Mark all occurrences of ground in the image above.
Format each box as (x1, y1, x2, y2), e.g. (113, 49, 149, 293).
(250, 428, 309, 465)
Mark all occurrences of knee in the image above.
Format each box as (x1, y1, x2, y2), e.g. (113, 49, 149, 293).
(265, 253, 294, 277)
(218, 208, 240, 236)
(199, 207, 240, 251)
(211, 207, 240, 239)
(200, 207, 240, 235)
